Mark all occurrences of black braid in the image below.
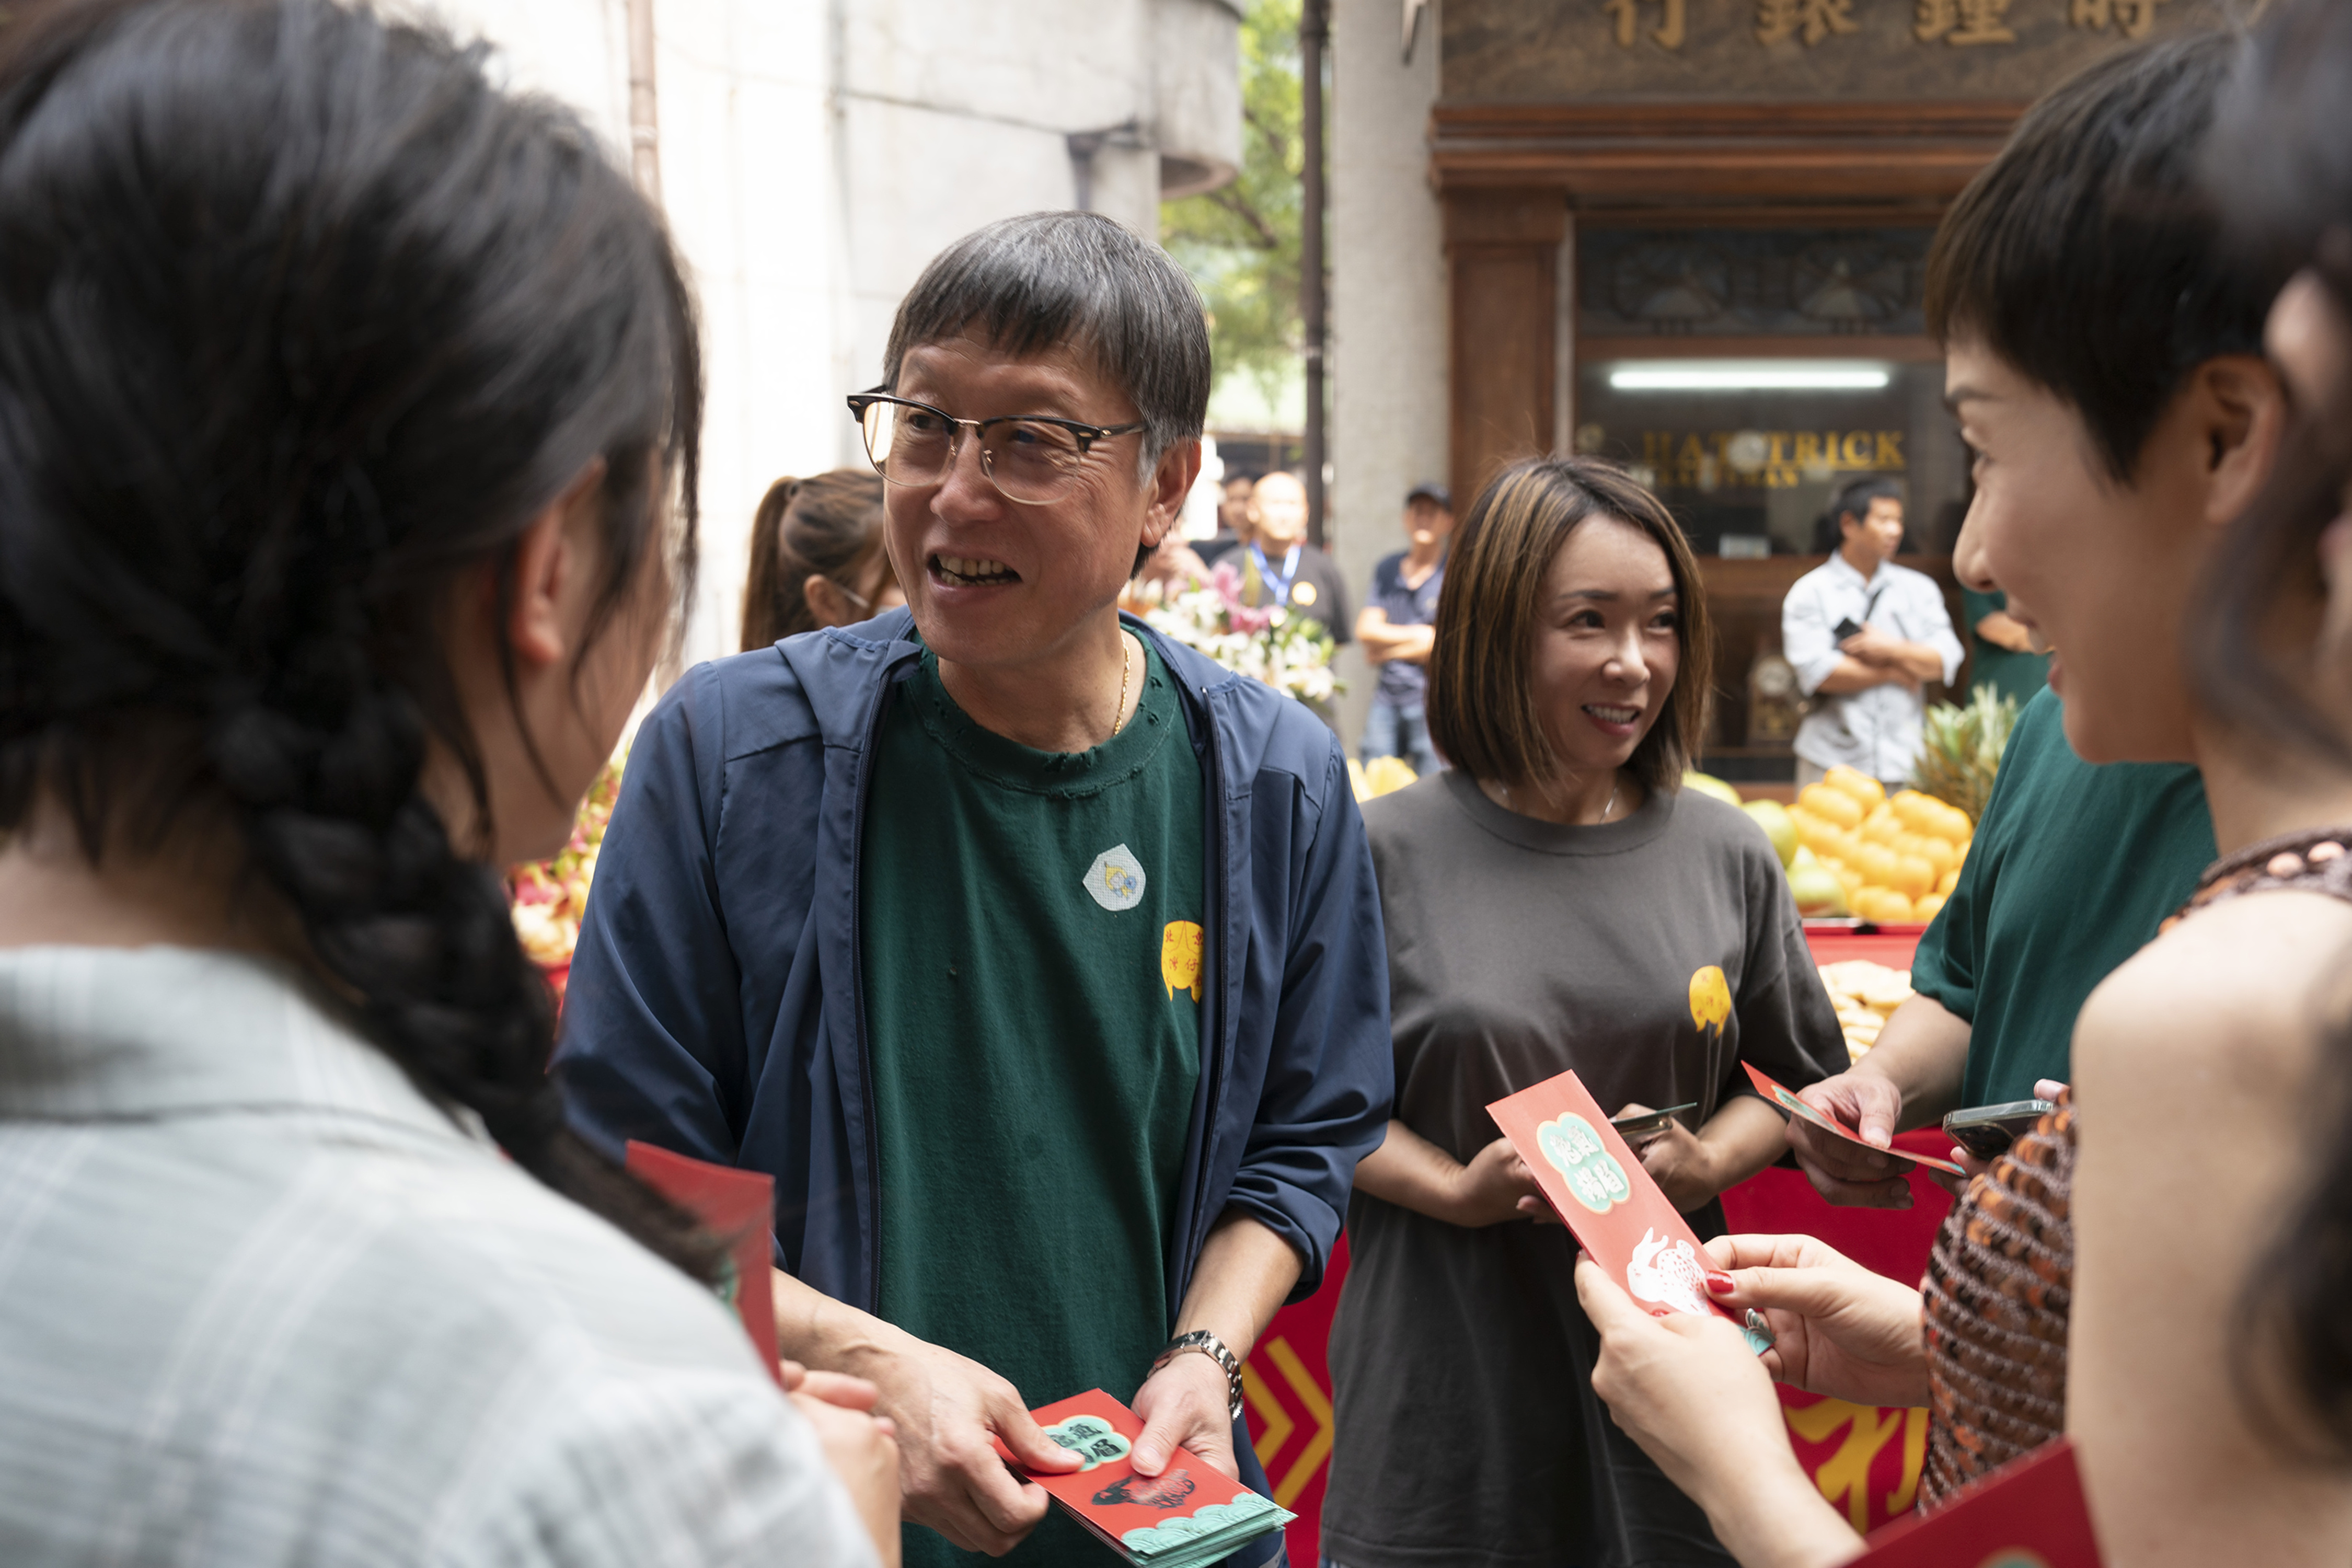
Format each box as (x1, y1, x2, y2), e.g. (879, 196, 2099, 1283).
(0, 0, 718, 1283)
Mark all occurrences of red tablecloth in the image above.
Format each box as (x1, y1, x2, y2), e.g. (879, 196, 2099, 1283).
(1243, 927, 1946, 1561)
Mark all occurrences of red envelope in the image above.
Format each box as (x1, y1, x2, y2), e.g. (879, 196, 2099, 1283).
(1010, 1390, 1294, 1561)
(1740, 1063, 1969, 1177)
(1852, 1438, 2101, 1565)
(624, 1140, 782, 1385)
(1488, 1070, 1750, 1334)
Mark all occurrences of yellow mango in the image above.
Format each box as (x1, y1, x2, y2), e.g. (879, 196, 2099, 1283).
(1888, 855, 1936, 900)
(1824, 766, 1886, 808)
(1890, 791, 1941, 831)
(1855, 887, 1915, 924)
(1799, 784, 1863, 831)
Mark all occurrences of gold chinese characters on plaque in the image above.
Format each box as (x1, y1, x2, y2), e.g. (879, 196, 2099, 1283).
(1914, 0, 2016, 45)
(1589, 0, 2169, 52)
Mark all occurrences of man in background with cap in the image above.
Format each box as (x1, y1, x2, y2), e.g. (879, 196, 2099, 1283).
(1355, 481, 1452, 777)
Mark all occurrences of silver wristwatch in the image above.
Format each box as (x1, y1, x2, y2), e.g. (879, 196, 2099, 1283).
(1149, 1328, 1245, 1423)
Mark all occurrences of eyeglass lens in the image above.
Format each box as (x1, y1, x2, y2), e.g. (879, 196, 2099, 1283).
(860, 401, 1088, 504)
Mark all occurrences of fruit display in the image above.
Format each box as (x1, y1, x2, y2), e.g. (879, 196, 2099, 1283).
(1784, 765, 1974, 926)
(1682, 769, 1746, 809)
(1911, 684, 2019, 824)
(1819, 959, 1915, 1060)
(509, 750, 626, 991)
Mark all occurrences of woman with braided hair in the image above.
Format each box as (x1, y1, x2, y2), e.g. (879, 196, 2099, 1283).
(0, 1, 894, 1562)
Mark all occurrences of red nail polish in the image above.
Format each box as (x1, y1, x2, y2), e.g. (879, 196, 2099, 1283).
(1704, 1270, 1736, 1295)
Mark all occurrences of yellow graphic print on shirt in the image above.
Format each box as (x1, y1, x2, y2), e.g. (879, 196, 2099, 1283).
(1161, 921, 1205, 1002)
(1689, 965, 1732, 1038)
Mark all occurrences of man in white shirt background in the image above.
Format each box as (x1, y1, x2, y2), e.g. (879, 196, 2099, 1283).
(1782, 477, 1966, 791)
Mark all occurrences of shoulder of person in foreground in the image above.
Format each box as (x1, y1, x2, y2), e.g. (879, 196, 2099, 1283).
(2068, 890, 2352, 1566)
(299, 1102, 875, 1568)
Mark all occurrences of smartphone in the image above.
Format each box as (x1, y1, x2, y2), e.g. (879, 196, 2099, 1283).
(1610, 1102, 1698, 1140)
(1833, 616, 1864, 641)
(1941, 1099, 2057, 1161)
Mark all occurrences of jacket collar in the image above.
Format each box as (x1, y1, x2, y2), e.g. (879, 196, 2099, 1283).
(781, 606, 1246, 749)
(0, 943, 472, 1143)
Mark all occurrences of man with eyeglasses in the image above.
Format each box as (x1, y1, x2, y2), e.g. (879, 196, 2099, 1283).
(557, 211, 1392, 1568)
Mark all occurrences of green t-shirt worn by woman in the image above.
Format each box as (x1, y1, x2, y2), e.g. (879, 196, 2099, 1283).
(1912, 686, 2214, 1108)
(861, 640, 1206, 1568)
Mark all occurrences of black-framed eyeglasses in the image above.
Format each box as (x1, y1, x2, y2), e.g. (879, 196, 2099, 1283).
(846, 391, 1146, 505)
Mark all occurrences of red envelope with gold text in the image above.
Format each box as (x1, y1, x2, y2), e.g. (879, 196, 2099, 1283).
(625, 1140, 782, 1385)
(1489, 1070, 1765, 1346)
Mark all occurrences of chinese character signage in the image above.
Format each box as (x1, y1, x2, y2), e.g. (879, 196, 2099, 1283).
(1445, 0, 2226, 101)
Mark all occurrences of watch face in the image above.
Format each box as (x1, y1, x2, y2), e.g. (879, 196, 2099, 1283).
(1293, 580, 1318, 607)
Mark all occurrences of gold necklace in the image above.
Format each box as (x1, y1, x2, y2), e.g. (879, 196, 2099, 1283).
(1112, 631, 1134, 741)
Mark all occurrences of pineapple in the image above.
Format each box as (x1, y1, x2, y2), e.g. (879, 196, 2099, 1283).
(1909, 684, 2019, 823)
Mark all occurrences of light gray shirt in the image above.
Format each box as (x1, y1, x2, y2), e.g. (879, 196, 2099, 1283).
(0, 944, 878, 1568)
(1782, 550, 1965, 782)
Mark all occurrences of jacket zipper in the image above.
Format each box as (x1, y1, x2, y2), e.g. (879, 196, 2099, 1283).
(1178, 660, 1231, 1307)
(849, 652, 912, 1313)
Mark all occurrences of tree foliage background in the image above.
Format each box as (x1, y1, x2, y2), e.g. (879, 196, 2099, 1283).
(1161, 0, 1307, 417)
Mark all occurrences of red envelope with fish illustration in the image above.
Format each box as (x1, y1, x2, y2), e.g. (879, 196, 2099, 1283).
(1740, 1063, 1969, 1177)
(1850, 1438, 2100, 1565)
(1488, 1070, 1755, 1338)
(1009, 1390, 1293, 1564)
(625, 1140, 782, 1386)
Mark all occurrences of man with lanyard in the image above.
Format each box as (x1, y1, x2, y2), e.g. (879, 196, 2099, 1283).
(556, 212, 1393, 1568)
(1781, 476, 1964, 791)
(1239, 469, 1351, 648)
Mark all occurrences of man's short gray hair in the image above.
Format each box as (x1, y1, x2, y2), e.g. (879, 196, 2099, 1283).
(883, 212, 1211, 475)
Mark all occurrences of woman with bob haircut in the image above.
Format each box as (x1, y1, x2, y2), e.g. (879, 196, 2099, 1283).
(0, 1, 895, 1562)
(1319, 455, 1846, 1568)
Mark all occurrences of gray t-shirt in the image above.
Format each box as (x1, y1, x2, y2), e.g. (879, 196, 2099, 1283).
(1323, 772, 1844, 1568)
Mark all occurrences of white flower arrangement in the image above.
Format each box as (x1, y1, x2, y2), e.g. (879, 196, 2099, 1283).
(1137, 558, 1341, 706)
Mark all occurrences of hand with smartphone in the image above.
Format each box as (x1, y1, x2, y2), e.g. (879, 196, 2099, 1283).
(1941, 1091, 2061, 1161)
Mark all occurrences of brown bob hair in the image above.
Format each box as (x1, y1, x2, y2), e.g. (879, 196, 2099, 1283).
(739, 468, 892, 650)
(1426, 456, 1714, 795)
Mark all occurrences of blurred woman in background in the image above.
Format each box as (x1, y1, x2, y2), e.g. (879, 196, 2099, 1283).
(740, 468, 902, 649)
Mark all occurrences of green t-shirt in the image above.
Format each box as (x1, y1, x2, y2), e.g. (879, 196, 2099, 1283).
(862, 641, 1206, 1568)
(1961, 586, 2051, 707)
(1911, 687, 2213, 1108)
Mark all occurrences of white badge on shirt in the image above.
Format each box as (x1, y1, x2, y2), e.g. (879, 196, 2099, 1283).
(1083, 844, 1147, 912)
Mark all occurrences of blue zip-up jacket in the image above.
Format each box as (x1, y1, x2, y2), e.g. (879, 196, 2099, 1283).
(554, 609, 1394, 1546)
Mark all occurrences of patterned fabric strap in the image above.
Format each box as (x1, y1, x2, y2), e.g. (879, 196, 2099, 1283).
(2163, 826, 2352, 935)
(1918, 1092, 2075, 1512)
